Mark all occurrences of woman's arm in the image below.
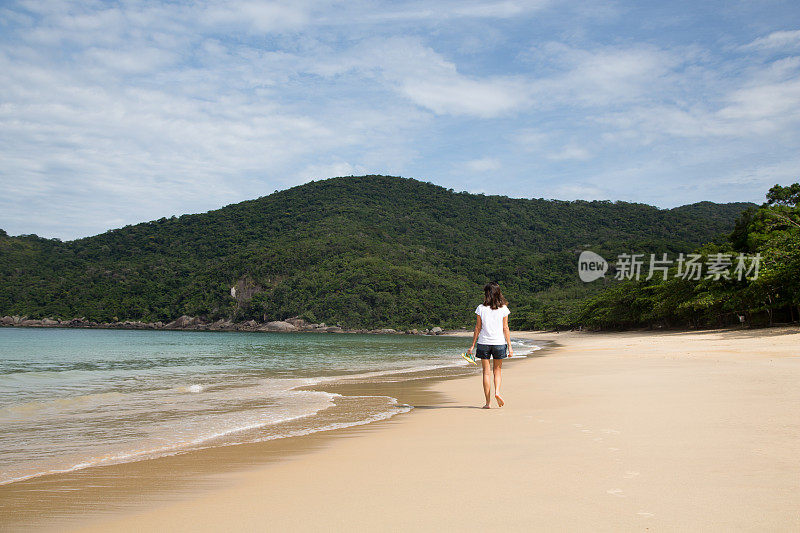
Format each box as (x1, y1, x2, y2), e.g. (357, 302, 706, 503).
(503, 316, 514, 357)
(467, 315, 481, 354)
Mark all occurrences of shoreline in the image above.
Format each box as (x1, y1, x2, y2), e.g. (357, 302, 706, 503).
(5, 326, 800, 531)
(5, 313, 797, 336)
(0, 378, 455, 530)
(0, 336, 551, 531)
(0, 314, 460, 335)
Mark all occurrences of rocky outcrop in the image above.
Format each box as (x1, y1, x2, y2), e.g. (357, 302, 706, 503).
(235, 320, 259, 331)
(259, 321, 297, 332)
(231, 276, 262, 307)
(164, 315, 200, 329)
(208, 319, 234, 331)
(121, 321, 153, 329)
(0, 313, 437, 336)
(285, 316, 307, 328)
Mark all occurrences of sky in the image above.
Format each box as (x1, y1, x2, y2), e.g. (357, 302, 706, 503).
(1, 0, 799, 240)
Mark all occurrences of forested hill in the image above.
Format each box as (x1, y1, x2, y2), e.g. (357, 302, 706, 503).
(0, 175, 755, 329)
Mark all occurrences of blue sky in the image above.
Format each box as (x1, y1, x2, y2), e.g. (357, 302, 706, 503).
(1, 0, 799, 239)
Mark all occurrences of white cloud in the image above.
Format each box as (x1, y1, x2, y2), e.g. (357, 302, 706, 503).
(449, 0, 549, 18)
(297, 162, 366, 182)
(514, 129, 548, 149)
(347, 0, 551, 24)
(305, 36, 533, 117)
(718, 77, 800, 124)
(525, 42, 686, 107)
(463, 157, 501, 172)
(592, 54, 800, 142)
(715, 159, 800, 189)
(83, 46, 178, 74)
(400, 74, 529, 117)
(0, 3, 442, 238)
(547, 182, 609, 201)
(0, 1, 799, 237)
(742, 29, 800, 51)
(547, 145, 591, 161)
(199, 1, 311, 33)
(513, 129, 592, 160)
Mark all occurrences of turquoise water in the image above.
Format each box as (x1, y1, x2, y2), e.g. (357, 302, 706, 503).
(0, 327, 540, 484)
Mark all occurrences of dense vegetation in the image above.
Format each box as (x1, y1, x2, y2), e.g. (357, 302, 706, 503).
(573, 184, 800, 330)
(0, 175, 755, 330)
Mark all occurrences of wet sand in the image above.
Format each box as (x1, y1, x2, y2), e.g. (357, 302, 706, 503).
(0, 369, 476, 531)
(4, 327, 800, 532)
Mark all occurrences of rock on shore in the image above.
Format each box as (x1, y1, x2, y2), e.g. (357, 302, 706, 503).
(259, 321, 297, 332)
(164, 315, 200, 329)
(0, 315, 446, 335)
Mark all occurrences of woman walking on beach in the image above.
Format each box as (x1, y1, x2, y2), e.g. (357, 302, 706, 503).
(467, 282, 513, 409)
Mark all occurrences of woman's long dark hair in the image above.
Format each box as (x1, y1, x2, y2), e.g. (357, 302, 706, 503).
(483, 281, 508, 310)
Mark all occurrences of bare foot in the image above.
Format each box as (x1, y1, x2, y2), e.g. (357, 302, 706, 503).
(495, 394, 505, 407)
(482, 403, 491, 409)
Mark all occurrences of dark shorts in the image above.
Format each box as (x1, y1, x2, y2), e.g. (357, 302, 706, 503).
(475, 343, 508, 360)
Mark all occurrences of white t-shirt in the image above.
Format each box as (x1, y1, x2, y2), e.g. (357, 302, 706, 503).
(475, 304, 510, 345)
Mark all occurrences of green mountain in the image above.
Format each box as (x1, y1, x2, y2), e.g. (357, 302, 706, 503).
(0, 175, 755, 329)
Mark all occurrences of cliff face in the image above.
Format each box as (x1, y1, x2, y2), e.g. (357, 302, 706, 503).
(231, 276, 262, 304)
(0, 175, 755, 329)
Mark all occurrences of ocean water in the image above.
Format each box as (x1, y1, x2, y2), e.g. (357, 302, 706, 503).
(0, 327, 540, 485)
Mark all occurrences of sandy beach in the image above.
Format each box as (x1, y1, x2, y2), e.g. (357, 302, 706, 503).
(7, 326, 799, 532)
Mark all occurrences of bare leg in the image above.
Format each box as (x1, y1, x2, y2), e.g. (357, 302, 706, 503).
(493, 359, 504, 407)
(481, 359, 491, 408)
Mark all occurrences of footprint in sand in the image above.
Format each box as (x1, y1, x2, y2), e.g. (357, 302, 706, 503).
(606, 489, 625, 497)
(623, 471, 639, 479)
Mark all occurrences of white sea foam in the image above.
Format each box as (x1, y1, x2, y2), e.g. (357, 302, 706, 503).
(0, 388, 339, 485)
(0, 329, 546, 486)
(0, 389, 415, 486)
